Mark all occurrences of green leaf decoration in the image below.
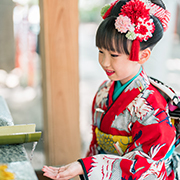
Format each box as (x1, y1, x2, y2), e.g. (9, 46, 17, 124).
(126, 31, 137, 40)
(101, 4, 111, 17)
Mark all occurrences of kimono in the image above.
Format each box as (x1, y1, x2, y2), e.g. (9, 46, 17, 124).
(78, 69, 180, 180)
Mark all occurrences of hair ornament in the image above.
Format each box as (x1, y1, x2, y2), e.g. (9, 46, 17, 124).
(101, 4, 111, 18)
(100, 0, 171, 61)
(115, 15, 134, 33)
(150, 3, 171, 31)
(139, 0, 151, 7)
(116, 0, 155, 61)
(101, 0, 120, 19)
(116, 0, 155, 42)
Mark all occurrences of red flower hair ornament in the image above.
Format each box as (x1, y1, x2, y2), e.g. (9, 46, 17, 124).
(101, 0, 171, 61)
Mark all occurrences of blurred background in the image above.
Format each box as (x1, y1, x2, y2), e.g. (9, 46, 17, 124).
(0, 0, 179, 174)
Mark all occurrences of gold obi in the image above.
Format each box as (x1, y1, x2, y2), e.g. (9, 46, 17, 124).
(95, 127, 133, 155)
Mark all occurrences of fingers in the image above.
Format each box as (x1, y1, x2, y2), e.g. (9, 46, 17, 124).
(49, 166, 60, 171)
(42, 166, 60, 179)
(42, 165, 59, 173)
(42, 165, 69, 180)
(43, 171, 58, 179)
(56, 170, 70, 179)
(42, 163, 81, 180)
(58, 166, 66, 172)
(43, 172, 56, 179)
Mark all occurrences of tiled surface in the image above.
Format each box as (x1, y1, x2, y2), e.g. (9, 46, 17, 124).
(0, 144, 27, 163)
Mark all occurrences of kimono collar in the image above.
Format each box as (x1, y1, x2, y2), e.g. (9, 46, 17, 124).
(113, 66, 143, 101)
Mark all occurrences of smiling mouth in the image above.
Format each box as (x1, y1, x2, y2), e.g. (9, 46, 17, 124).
(105, 70, 115, 76)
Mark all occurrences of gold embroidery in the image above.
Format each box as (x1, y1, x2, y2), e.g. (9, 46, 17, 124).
(95, 127, 133, 154)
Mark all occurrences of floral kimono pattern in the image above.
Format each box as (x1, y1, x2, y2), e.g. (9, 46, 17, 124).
(78, 69, 180, 180)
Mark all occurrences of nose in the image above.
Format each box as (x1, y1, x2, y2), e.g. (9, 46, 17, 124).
(101, 54, 110, 68)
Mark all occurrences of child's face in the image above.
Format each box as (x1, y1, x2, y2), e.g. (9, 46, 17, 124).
(98, 48, 141, 84)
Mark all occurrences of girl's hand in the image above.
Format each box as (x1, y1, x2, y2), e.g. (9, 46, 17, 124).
(42, 161, 83, 180)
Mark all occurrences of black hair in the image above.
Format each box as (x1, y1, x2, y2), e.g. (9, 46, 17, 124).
(96, 16, 131, 54)
(96, 0, 166, 54)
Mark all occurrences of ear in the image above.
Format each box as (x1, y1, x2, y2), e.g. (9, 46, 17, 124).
(138, 48, 151, 64)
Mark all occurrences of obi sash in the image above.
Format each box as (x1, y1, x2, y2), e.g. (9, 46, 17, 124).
(95, 127, 133, 155)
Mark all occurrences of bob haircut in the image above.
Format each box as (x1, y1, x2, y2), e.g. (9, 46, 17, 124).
(96, 16, 131, 55)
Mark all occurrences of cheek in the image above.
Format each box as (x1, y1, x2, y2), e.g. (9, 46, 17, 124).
(113, 61, 130, 74)
(98, 57, 101, 65)
(98, 55, 103, 65)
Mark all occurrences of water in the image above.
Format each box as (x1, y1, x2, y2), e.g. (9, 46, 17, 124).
(30, 141, 38, 161)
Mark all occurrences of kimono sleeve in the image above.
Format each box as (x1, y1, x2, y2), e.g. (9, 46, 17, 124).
(78, 108, 176, 180)
(126, 108, 176, 161)
(86, 92, 98, 157)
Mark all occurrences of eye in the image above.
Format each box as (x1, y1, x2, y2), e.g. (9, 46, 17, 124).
(111, 53, 119, 57)
(99, 50, 103, 54)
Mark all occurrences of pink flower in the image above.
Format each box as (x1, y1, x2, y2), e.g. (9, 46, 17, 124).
(115, 15, 132, 33)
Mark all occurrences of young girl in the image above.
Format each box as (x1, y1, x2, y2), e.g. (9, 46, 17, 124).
(42, 0, 180, 179)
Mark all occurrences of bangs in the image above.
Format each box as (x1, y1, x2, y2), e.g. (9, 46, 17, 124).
(96, 16, 131, 55)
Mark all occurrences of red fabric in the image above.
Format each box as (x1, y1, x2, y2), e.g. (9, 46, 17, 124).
(100, 85, 140, 135)
(120, 155, 151, 178)
(107, 81, 115, 107)
(81, 156, 95, 174)
(86, 93, 98, 157)
(129, 39, 140, 61)
(120, 0, 150, 25)
(80, 69, 176, 179)
(150, 3, 171, 32)
(129, 121, 175, 161)
(168, 170, 175, 180)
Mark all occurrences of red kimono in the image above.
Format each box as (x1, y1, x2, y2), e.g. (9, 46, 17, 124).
(78, 69, 179, 180)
